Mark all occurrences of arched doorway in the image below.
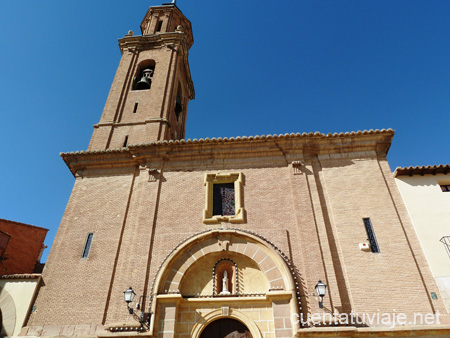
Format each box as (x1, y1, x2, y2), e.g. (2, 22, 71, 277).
(200, 318, 252, 338)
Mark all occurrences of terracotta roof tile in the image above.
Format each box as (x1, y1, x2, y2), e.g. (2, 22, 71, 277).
(0, 218, 48, 232)
(61, 128, 394, 156)
(1, 273, 41, 279)
(394, 164, 450, 177)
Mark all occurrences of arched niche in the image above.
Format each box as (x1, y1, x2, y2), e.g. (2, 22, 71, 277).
(214, 258, 237, 295)
(151, 229, 296, 299)
(178, 251, 268, 297)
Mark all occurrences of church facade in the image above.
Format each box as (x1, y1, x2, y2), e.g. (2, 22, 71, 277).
(21, 3, 450, 338)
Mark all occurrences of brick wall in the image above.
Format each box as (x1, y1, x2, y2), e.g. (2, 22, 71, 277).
(0, 219, 47, 275)
(26, 147, 447, 330)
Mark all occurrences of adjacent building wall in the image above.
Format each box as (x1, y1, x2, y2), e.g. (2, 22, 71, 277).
(0, 276, 40, 336)
(0, 219, 48, 275)
(395, 170, 450, 312)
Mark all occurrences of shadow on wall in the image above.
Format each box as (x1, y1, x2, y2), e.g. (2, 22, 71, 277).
(0, 289, 16, 337)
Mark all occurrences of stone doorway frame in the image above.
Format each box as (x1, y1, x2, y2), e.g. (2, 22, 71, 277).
(191, 309, 262, 338)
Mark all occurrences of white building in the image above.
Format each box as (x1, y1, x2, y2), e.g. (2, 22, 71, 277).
(395, 164, 450, 312)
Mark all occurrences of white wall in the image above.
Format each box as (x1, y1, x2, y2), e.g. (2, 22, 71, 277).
(395, 174, 450, 312)
(0, 278, 39, 336)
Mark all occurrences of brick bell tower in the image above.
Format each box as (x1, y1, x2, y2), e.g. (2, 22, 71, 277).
(88, 3, 195, 150)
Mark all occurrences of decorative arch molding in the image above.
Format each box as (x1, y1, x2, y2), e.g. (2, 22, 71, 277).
(149, 228, 301, 312)
(191, 308, 262, 338)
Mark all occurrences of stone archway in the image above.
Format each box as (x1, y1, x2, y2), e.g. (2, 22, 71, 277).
(191, 309, 262, 338)
(200, 318, 252, 338)
(149, 229, 301, 338)
(152, 229, 298, 298)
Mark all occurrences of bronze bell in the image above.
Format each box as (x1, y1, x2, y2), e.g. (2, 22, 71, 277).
(135, 68, 153, 90)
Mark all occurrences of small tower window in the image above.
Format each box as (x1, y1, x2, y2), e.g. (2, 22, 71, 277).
(82, 233, 94, 258)
(133, 102, 138, 114)
(156, 20, 163, 32)
(175, 83, 183, 121)
(123, 136, 129, 148)
(175, 94, 182, 120)
(363, 218, 380, 253)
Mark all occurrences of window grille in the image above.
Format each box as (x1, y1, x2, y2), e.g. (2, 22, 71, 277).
(213, 183, 235, 216)
(363, 218, 380, 253)
(440, 185, 450, 192)
(440, 236, 450, 258)
(0, 231, 10, 257)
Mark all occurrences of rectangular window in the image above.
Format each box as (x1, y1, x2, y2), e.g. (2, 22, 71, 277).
(156, 20, 163, 32)
(363, 218, 380, 253)
(440, 185, 450, 192)
(203, 172, 245, 224)
(123, 135, 129, 148)
(133, 102, 138, 114)
(213, 183, 235, 216)
(82, 233, 94, 258)
(0, 231, 11, 257)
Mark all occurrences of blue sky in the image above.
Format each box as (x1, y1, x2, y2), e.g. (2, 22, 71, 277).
(0, 1, 449, 262)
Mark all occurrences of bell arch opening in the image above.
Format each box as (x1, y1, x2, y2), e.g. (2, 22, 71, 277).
(133, 60, 156, 91)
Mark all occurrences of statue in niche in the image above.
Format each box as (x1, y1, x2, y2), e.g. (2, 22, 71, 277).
(220, 270, 231, 295)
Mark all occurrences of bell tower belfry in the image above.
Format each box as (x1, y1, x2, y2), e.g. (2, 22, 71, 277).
(88, 3, 195, 150)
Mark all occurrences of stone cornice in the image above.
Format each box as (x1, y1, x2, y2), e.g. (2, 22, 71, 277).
(61, 129, 394, 177)
(118, 32, 188, 53)
(93, 118, 171, 129)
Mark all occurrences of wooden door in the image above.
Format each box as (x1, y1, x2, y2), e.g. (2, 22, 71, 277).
(199, 318, 252, 338)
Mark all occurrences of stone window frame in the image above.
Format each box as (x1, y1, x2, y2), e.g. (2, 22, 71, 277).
(203, 172, 245, 224)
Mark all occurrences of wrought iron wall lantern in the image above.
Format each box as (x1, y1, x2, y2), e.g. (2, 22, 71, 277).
(315, 280, 327, 309)
(123, 286, 149, 327)
(123, 286, 136, 314)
